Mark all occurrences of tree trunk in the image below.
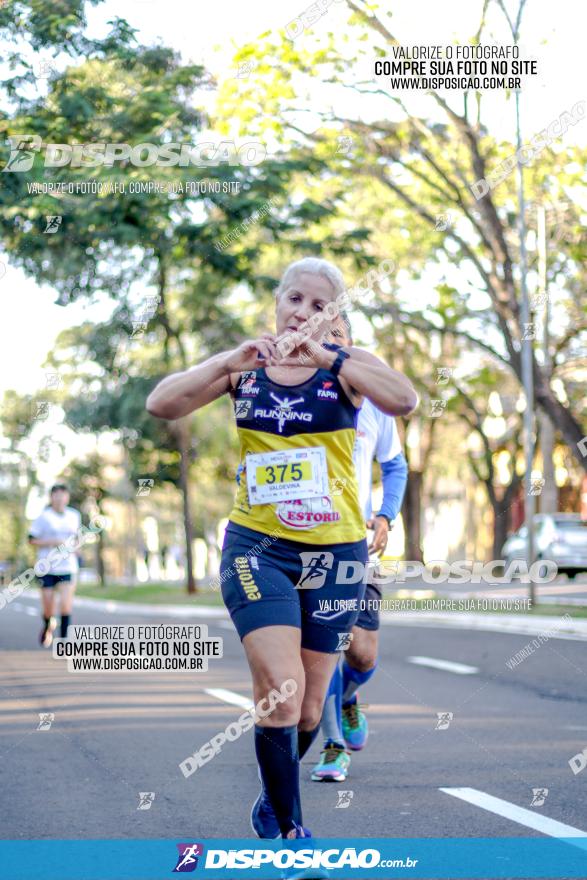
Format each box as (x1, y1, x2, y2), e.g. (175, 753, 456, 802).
(534, 373, 587, 473)
(488, 467, 523, 560)
(402, 470, 423, 562)
(492, 501, 511, 560)
(96, 527, 106, 587)
(538, 411, 557, 513)
(155, 258, 195, 592)
(175, 418, 196, 594)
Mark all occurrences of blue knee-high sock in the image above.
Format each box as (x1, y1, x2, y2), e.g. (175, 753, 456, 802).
(321, 662, 345, 746)
(342, 661, 377, 706)
(255, 725, 301, 834)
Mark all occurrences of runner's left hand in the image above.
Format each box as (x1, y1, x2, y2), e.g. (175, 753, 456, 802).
(276, 338, 336, 370)
(367, 516, 390, 556)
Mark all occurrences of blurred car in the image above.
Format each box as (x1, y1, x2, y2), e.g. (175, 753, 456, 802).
(77, 567, 99, 584)
(502, 513, 587, 579)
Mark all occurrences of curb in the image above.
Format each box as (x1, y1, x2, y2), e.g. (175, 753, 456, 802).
(379, 611, 587, 641)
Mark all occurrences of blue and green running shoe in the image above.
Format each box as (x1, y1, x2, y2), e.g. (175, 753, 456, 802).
(311, 741, 351, 782)
(341, 696, 368, 750)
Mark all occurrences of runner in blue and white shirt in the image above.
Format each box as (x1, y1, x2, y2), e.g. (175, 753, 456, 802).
(311, 315, 408, 783)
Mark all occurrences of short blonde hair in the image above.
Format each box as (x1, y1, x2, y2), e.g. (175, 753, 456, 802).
(276, 257, 346, 299)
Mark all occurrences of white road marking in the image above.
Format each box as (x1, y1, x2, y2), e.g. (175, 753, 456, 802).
(407, 656, 479, 675)
(440, 787, 587, 838)
(8, 602, 37, 616)
(205, 688, 254, 711)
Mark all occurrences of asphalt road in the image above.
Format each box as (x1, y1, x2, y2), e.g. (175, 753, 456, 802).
(1, 594, 586, 851)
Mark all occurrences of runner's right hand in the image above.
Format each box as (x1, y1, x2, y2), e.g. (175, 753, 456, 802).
(224, 335, 279, 372)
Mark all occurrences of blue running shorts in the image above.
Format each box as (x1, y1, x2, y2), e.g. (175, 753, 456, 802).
(355, 581, 382, 631)
(38, 573, 72, 589)
(220, 522, 368, 653)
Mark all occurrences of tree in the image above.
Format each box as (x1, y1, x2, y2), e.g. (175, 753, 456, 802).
(216, 1, 587, 472)
(450, 369, 524, 558)
(0, 13, 352, 590)
(0, 390, 41, 567)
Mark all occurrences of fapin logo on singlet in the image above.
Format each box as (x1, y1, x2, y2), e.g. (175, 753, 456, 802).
(240, 371, 260, 396)
(317, 380, 338, 400)
(276, 496, 341, 529)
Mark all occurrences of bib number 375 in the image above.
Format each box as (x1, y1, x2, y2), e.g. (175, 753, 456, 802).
(246, 447, 328, 505)
(264, 462, 303, 483)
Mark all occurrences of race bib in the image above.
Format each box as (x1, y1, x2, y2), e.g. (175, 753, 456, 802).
(246, 447, 329, 505)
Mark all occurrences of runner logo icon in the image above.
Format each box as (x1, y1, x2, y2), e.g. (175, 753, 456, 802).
(336, 632, 353, 651)
(137, 792, 155, 810)
(173, 843, 204, 872)
(336, 790, 354, 809)
(234, 399, 252, 419)
(296, 551, 334, 589)
(255, 392, 311, 433)
(435, 712, 453, 730)
(37, 712, 54, 730)
(530, 788, 548, 807)
(3, 135, 42, 172)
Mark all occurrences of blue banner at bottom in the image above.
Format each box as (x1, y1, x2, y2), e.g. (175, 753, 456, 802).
(1, 838, 586, 879)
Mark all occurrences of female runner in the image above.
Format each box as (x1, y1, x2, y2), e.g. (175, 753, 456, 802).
(146, 257, 417, 841)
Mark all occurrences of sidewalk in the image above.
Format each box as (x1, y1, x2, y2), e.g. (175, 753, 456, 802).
(379, 610, 587, 641)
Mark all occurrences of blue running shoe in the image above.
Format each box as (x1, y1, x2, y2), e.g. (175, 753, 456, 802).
(281, 826, 330, 879)
(250, 770, 280, 839)
(341, 696, 368, 750)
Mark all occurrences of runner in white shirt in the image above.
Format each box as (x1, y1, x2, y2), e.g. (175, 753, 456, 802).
(312, 315, 409, 782)
(29, 484, 82, 647)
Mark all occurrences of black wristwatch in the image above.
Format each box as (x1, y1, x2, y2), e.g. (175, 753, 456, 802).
(322, 342, 350, 377)
(376, 513, 391, 528)
(331, 350, 350, 378)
